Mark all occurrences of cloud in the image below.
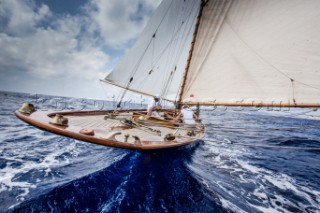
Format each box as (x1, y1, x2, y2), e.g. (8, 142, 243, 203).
(0, 0, 161, 98)
(0, 0, 51, 35)
(0, 0, 110, 80)
(87, 0, 162, 48)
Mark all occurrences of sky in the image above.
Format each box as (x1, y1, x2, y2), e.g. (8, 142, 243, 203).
(0, 0, 162, 100)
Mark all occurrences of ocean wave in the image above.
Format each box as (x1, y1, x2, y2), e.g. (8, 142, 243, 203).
(1, 92, 320, 212)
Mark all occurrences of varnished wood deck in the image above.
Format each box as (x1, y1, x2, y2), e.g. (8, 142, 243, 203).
(15, 109, 204, 150)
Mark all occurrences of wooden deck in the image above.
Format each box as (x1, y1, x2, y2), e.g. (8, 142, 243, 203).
(15, 109, 204, 150)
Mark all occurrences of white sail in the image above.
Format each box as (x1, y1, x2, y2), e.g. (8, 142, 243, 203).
(181, 0, 320, 107)
(105, 0, 200, 101)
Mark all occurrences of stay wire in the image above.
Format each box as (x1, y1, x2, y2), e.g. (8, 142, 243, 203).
(162, 0, 199, 99)
(177, 135, 320, 150)
(116, 0, 175, 108)
(129, 1, 199, 101)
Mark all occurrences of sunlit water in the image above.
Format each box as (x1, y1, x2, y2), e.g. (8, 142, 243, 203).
(0, 91, 320, 212)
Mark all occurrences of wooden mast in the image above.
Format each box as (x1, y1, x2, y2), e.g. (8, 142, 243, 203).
(177, 0, 206, 108)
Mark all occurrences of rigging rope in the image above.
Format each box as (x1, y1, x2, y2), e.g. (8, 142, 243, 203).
(161, 0, 199, 100)
(115, 0, 175, 108)
(139, 116, 320, 150)
(203, 123, 314, 131)
(203, 138, 320, 151)
(108, 111, 320, 150)
(159, 1, 181, 96)
(111, 113, 320, 133)
(178, 135, 320, 151)
(122, 0, 199, 105)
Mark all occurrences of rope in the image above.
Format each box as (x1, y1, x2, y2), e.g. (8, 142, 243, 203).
(291, 78, 296, 105)
(116, 38, 153, 108)
(160, 2, 181, 96)
(133, 116, 320, 149)
(119, 119, 161, 136)
(115, 0, 175, 108)
(114, 115, 320, 132)
(214, 139, 320, 150)
(205, 131, 320, 141)
(129, 0, 199, 102)
(273, 108, 318, 117)
(107, 112, 320, 133)
(105, 112, 320, 150)
(132, 118, 320, 151)
(162, 0, 199, 99)
(161, 0, 198, 96)
(203, 123, 315, 132)
(177, 136, 320, 151)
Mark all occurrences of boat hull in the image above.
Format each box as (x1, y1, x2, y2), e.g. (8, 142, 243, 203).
(15, 109, 204, 151)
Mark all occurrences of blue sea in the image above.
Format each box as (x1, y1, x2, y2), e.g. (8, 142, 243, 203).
(0, 91, 320, 213)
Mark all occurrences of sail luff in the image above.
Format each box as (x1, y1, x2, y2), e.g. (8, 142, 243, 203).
(177, 0, 206, 107)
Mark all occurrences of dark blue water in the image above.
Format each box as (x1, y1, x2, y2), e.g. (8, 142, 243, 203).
(1, 91, 320, 212)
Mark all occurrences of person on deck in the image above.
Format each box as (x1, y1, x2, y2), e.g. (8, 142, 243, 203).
(175, 104, 199, 125)
(147, 94, 162, 117)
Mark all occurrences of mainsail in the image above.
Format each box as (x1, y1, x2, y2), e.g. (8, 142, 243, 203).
(181, 0, 320, 107)
(104, 0, 320, 107)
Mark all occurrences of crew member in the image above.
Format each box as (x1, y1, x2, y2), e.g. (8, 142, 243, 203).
(147, 94, 161, 117)
(175, 104, 199, 125)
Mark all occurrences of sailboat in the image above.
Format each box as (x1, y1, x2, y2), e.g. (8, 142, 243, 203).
(15, 0, 320, 150)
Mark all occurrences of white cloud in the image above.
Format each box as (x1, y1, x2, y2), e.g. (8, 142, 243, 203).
(0, 0, 51, 35)
(0, 0, 110, 80)
(87, 0, 162, 48)
(0, 21, 109, 81)
(0, 0, 161, 98)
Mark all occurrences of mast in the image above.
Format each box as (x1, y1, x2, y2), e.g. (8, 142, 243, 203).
(177, 0, 206, 108)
